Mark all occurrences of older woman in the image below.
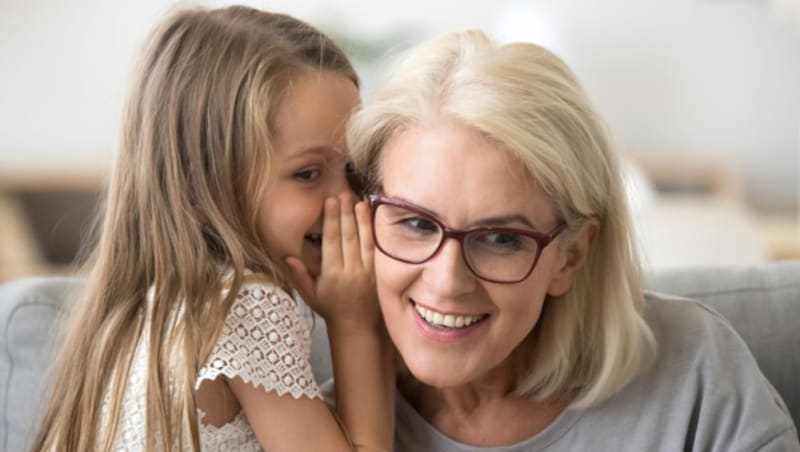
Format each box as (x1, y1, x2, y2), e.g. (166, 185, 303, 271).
(347, 31, 798, 450)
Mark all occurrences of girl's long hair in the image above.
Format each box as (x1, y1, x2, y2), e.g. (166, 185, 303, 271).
(31, 6, 356, 451)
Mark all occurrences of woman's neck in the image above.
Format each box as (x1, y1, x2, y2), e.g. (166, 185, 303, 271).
(399, 374, 567, 447)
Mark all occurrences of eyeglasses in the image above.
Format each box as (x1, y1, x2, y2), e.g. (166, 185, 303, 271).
(369, 195, 567, 284)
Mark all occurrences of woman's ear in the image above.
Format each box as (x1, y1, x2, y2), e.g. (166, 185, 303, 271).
(547, 217, 600, 296)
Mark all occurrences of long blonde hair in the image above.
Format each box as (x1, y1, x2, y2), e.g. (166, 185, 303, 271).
(32, 6, 357, 451)
(348, 30, 655, 409)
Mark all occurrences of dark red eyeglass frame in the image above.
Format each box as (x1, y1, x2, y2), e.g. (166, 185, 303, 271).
(368, 194, 568, 284)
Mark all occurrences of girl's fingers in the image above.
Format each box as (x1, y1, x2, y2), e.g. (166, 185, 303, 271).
(338, 193, 361, 268)
(322, 197, 343, 268)
(355, 200, 374, 268)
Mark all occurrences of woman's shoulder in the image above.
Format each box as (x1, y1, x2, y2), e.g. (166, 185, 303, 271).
(620, 291, 797, 450)
(640, 291, 768, 390)
(643, 290, 741, 345)
(639, 290, 790, 373)
(498, 292, 799, 451)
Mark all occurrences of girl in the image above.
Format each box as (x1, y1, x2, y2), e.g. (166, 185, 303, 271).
(31, 6, 394, 452)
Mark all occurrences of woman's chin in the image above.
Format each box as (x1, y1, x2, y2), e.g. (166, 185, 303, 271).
(404, 356, 473, 389)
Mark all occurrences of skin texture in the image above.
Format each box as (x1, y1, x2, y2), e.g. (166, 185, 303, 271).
(377, 119, 595, 446)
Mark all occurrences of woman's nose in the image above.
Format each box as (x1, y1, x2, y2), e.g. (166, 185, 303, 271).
(422, 239, 476, 297)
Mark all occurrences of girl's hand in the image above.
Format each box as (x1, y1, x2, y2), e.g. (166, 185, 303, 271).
(285, 194, 395, 452)
(285, 193, 379, 330)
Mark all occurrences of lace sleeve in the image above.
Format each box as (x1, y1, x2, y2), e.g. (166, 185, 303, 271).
(196, 281, 321, 399)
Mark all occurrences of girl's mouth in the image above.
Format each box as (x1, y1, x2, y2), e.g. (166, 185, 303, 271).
(304, 232, 322, 247)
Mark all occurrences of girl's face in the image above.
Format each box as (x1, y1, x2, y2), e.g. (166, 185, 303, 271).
(375, 120, 575, 389)
(257, 72, 359, 277)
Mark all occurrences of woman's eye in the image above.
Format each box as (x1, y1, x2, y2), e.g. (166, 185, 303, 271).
(400, 217, 439, 234)
(294, 168, 321, 182)
(479, 232, 523, 249)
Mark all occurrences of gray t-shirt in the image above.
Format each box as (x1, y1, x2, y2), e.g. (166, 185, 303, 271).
(391, 293, 799, 451)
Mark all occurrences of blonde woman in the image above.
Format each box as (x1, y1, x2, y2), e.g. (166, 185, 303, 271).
(32, 6, 393, 451)
(347, 30, 798, 450)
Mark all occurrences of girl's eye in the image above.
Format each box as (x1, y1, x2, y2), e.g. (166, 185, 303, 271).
(294, 168, 321, 182)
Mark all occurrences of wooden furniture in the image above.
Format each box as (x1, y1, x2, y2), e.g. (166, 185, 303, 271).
(756, 213, 800, 261)
(0, 166, 105, 283)
(626, 154, 800, 265)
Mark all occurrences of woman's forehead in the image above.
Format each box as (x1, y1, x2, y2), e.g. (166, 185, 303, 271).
(378, 123, 558, 227)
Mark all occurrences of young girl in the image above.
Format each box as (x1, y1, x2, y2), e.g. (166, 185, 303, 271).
(31, 6, 394, 452)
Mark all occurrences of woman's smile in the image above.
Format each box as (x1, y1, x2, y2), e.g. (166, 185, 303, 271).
(408, 297, 491, 342)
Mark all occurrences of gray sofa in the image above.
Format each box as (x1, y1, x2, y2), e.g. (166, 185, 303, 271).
(2, 261, 799, 451)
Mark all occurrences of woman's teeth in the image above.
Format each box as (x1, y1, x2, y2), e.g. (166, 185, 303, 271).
(414, 304, 485, 329)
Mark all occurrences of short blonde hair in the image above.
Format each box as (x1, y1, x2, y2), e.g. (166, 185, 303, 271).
(348, 30, 655, 408)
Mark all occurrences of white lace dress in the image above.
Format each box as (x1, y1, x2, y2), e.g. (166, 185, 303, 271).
(103, 280, 322, 451)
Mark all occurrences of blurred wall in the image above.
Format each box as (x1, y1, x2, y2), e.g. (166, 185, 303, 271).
(1, 0, 799, 212)
(519, 0, 800, 213)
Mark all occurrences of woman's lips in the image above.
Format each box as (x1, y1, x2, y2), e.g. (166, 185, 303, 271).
(413, 302, 489, 328)
(409, 298, 489, 341)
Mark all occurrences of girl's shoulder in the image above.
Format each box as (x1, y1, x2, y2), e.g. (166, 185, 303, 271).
(239, 272, 287, 294)
(220, 270, 294, 303)
(198, 270, 319, 399)
(218, 270, 311, 331)
(224, 274, 298, 314)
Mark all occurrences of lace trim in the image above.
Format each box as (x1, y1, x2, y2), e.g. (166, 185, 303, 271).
(195, 281, 322, 400)
(101, 277, 320, 450)
(197, 409, 262, 451)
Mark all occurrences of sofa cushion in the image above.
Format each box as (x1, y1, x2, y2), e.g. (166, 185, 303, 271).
(0, 276, 83, 452)
(646, 260, 800, 429)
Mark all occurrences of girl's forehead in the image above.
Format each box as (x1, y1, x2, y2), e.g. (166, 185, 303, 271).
(271, 72, 358, 158)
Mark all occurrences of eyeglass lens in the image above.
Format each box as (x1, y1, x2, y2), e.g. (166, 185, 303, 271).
(372, 203, 541, 282)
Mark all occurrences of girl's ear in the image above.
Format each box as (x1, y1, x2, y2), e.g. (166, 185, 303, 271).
(547, 217, 600, 296)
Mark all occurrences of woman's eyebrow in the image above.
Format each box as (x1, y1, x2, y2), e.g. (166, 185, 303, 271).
(472, 214, 538, 230)
(384, 194, 441, 219)
(387, 194, 540, 230)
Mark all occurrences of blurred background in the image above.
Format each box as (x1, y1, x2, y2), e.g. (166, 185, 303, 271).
(1, 0, 799, 282)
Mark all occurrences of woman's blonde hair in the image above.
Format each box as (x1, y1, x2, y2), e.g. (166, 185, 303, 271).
(348, 30, 655, 409)
(32, 6, 357, 451)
